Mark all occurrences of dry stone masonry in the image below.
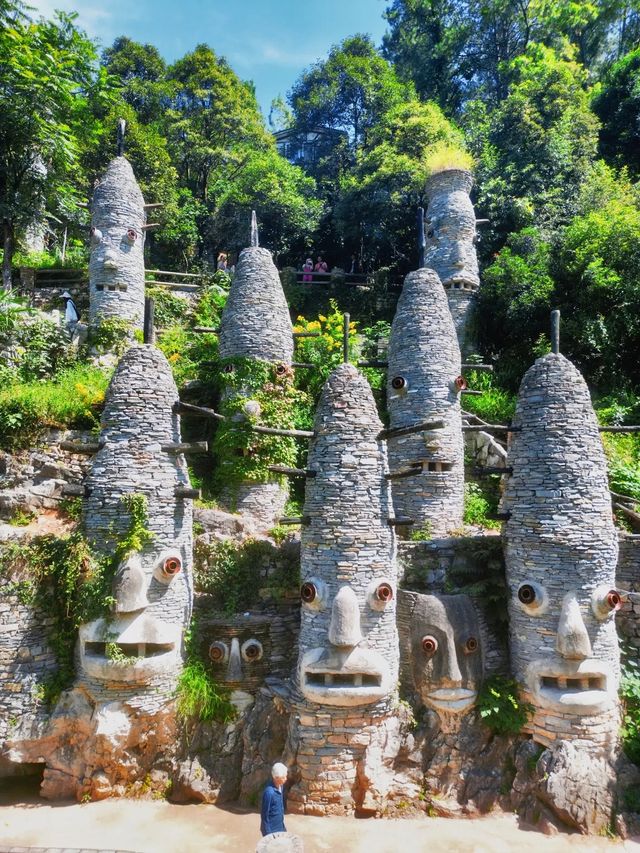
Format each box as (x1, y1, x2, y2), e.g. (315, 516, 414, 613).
(387, 267, 464, 537)
(88, 156, 146, 334)
(217, 241, 294, 524)
(424, 169, 479, 355)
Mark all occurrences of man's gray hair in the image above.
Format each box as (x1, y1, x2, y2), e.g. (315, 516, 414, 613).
(272, 762, 288, 778)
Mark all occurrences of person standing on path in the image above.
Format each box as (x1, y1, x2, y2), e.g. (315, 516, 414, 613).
(260, 762, 288, 836)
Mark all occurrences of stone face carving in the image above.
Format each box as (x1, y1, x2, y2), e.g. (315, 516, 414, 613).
(217, 242, 294, 524)
(387, 267, 464, 536)
(398, 591, 483, 715)
(81, 345, 193, 694)
(296, 363, 398, 709)
(424, 169, 479, 354)
(88, 156, 146, 332)
(206, 617, 272, 691)
(503, 352, 620, 745)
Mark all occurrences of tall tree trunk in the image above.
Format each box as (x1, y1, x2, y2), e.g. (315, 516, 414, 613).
(2, 219, 14, 291)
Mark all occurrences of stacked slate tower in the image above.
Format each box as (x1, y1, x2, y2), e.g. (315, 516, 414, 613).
(503, 351, 620, 747)
(88, 129, 147, 334)
(287, 363, 401, 815)
(386, 268, 464, 537)
(217, 216, 294, 524)
(424, 169, 479, 355)
(81, 345, 194, 706)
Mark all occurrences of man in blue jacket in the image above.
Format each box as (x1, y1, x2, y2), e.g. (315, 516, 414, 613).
(260, 762, 288, 836)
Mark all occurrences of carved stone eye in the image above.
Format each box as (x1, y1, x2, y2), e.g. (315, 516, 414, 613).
(465, 637, 478, 653)
(391, 376, 407, 391)
(518, 584, 537, 605)
(454, 375, 467, 392)
(222, 363, 235, 374)
(241, 639, 263, 662)
(592, 585, 623, 619)
(209, 641, 228, 663)
(422, 635, 438, 655)
(126, 228, 137, 242)
(275, 363, 287, 376)
(90, 226, 102, 245)
(301, 582, 317, 604)
(163, 556, 182, 577)
(427, 229, 434, 239)
(375, 582, 394, 603)
(606, 590, 621, 610)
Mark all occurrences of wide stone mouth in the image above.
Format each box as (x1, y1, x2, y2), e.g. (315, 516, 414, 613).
(540, 674, 606, 692)
(426, 687, 477, 713)
(526, 659, 613, 715)
(305, 672, 381, 688)
(84, 641, 175, 660)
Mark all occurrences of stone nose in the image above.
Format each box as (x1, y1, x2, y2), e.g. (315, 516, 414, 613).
(556, 593, 592, 660)
(113, 553, 149, 613)
(440, 635, 463, 686)
(103, 249, 119, 269)
(329, 586, 362, 648)
(226, 637, 243, 681)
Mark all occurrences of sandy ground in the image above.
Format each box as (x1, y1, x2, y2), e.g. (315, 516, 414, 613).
(0, 784, 638, 853)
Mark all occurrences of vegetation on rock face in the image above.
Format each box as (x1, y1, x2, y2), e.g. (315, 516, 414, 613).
(477, 675, 534, 735)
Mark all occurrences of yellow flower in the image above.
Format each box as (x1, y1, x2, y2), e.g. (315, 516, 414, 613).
(169, 353, 181, 363)
(318, 315, 326, 323)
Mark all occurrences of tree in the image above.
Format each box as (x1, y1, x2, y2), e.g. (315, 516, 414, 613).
(0, 7, 101, 287)
(593, 47, 640, 175)
(101, 36, 172, 124)
(288, 35, 412, 148)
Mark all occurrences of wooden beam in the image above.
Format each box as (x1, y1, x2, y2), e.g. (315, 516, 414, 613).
(279, 516, 310, 525)
(62, 483, 89, 497)
(161, 441, 209, 454)
(143, 296, 155, 344)
(599, 426, 640, 433)
(358, 360, 388, 368)
(462, 424, 519, 432)
(461, 363, 493, 371)
(60, 441, 101, 454)
(291, 362, 315, 368)
(175, 486, 201, 500)
(385, 463, 423, 480)
(613, 502, 640, 527)
(379, 420, 444, 440)
(472, 466, 513, 476)
(192, 326, 220, 334)
(173, 401, 226, 422)
(293, 331, 321, 338)
(461, 389, 483, 395)
(268, 465, 317, 478)
(388, 517, 415, 527)
(250, 424, 315, 438)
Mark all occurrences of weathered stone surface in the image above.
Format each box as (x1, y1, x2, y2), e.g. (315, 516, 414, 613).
(89, 156, 146, 332)
(387, 267, 463, 537)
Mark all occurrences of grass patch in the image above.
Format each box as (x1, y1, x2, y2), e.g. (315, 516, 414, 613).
(175, 659, 236, 724)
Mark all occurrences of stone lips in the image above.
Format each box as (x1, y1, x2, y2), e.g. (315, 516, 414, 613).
(218, 246, 294, 364)
(297, 363, 399, 709)
(386, 267, 464, 536)
(503, 353, 619, 740)
(82, 346, 193, 695)
(89, 156, 146, 329)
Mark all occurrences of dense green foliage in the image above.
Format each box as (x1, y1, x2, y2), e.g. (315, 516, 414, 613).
(477, 675, 534, 735)
(621, 653, 640, 766)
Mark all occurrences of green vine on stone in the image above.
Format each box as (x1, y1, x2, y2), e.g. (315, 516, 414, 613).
(116, 493, 154, 560)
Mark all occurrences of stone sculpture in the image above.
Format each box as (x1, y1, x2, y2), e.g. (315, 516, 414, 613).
(286, 363, 404, 815)
(424, 169, 480, 354)
(217, 213, 294, 524)
(503, 349, 621, 832)
(81, 345, 193, 697)
(387, 267, 464, 536)
(88, 129, 147, 335)
(397, 591, 483, 716)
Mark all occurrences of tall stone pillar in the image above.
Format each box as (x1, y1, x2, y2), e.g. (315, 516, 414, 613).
(387, 267, 464, 537)
(424, 169, 479, 356)
(217, 241, 294, 525)
(88, 157, 146, 335)
(287, 364, 402, 816)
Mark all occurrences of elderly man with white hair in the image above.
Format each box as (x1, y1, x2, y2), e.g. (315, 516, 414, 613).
(260, 761, 288, 836)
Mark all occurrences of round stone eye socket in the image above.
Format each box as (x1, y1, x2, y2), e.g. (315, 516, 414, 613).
(376, 582, 394, 602)
(427, 229, 434, 239)
(275, 363, 287, 376)
(300, 582, 317, 604)
(163, 556, 181, 576)
(422, 635, 438, 655)
(242, 640, 263, 662)
(454, 375, 467, 391)
(222, 363, 235, 374)
(606, 590, 621, 610)
(465, 637, 478, 653)
(518, 583, 537, 605)
(391, 376, 407, 390)
(126, 228, 137, 242)
(90, 226, 102, 245)
(209, 642, 226, 663)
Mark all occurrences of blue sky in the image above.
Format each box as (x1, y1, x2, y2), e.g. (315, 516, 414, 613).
(30, 0, 390, 118)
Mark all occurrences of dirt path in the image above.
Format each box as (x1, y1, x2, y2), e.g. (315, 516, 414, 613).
(0, 791, 637, 853)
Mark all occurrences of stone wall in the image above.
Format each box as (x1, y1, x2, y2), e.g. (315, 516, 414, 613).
(387, 268, 464, 537)
(617, 534, 640, 648)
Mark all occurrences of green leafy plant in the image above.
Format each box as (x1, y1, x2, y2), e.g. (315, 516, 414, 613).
(144, 284, 190, 328)
(175, 659, 236, 724)
(87, 319, 135, 355)
(621, 654, 640, 766)
(463, 481, 501, 529)
(477, 675, 534, 735)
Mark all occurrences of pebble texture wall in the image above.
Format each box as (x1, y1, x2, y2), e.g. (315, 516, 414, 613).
(88, 157, 146, 331)
(503, 353, 620, 746)
(82, 345, 193, 706)
(217, 246, 294, 524)
(424, 169, 479, 354)
(387, 268, 464, 537)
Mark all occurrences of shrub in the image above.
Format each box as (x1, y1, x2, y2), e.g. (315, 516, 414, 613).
(144, 285, 190, 328)
(477, 675, 534, 735)
(175, 659, 236, 724)
(464, 481, 501, 529)
(621, 655, 640, 766)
